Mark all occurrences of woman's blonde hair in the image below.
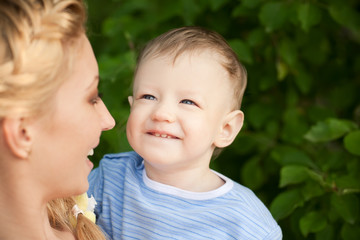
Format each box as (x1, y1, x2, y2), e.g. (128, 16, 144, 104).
(0, 0, 106, 239)
(48, 198, 106, 240)
(0, 0, 85, 118)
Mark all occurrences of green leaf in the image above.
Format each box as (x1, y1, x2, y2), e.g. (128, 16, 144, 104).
(270, 145, 316, 168)
(270, 189, 304, 220)
(259, 2, 289, 32)
(315, 225, 335, 240)
(276, 60, 288, 81)
(241, 0, 262, 9)
(281, 108, 309, 144)
(301, 181, 325, 201)
(228, 39, 253, 64)
(331, 193, 359, 224)
(297, 3, 322, 32)
(304, 118, 357, 142)
(307, 105, 336, 123)
(278, 38, 298, 68)
(341, 223, 360, 240)
(299, 211, 327, 237)
(279, 165, 310, 187)
(241, 157, 266, 190)
(246, 103, 275, 130)
(294, 69, 312, 94)
(344, 130, 360, 156)
(335, 175, 360, 194)
(328, 2, 360, 35)
(247, 28, 266, 47)
(209, 0, 229, 11)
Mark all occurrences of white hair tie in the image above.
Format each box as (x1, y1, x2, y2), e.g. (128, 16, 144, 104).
(72, 204, 84, 219)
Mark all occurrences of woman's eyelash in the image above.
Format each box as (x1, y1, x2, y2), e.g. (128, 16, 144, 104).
(91, 92, 103, 104)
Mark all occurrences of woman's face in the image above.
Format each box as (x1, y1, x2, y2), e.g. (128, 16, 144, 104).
(29, 35, 115, 199)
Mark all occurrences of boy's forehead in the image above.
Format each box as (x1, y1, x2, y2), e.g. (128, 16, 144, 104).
(133, 51, 233, 93)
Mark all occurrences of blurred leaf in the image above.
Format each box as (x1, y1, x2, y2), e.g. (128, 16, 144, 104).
(259, 2, 289, 32)
(241, 157, 266, 190)
(341, 223, 360, 240)
(270, 189, 304, 220)
(301, 31, 330, 66)
(228, 39, 253, 64)
(278, 38, 298, 68)
(231, 134, 257, 155)
(301, 181, 325, 201)
(297, 3, 322, 32)
(241, 0, 263, 9)
(315, 225, 335, 240)
(276, 60, 288, 80)
(294, 69, 312, 94)
(299, 211, 327, 237)
(307, 105, 336, 123)
(331, 193, 359, 224)
(209, 0, 229, 11)
(279, 165, 310, 187)
(246, 28, 266, 47)
(281, 108, 309, 144)
(181, 0, 202, 25)
(328, 2, 360, 39)
(344, 130, 360, 156)
(246, 103, 275, 130)
(271, 145, 317, 168)
(335, 175, 360, 193)
(329, 83, 358, 111)
(305, 118, 357, 142)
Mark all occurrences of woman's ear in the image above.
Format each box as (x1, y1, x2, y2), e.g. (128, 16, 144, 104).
(214, 110, 244, 148)
(1, 117, 32, 159)
(128, 96, 134, 107)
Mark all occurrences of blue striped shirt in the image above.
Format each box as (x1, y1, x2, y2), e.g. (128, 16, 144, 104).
(88, 151, 282, 239)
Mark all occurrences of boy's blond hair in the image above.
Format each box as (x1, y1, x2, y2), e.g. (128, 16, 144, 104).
(135, 26, 247, 109)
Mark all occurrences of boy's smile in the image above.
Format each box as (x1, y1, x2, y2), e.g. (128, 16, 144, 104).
(147, 130, 179, 139)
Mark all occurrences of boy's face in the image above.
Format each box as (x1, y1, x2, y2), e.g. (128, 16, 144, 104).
(127, 51, 241, 171)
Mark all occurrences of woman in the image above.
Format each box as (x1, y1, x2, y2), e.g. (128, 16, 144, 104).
(0, 0, 115, 239)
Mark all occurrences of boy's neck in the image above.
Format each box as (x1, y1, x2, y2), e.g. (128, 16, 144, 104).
(144, 162, 225, 192)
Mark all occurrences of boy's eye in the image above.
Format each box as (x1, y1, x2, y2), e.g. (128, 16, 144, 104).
(141, 94, 156, 100)
(180, 99, 197, 106)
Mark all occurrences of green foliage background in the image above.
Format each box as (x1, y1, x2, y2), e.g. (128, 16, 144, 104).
(86, 0, 360, 239)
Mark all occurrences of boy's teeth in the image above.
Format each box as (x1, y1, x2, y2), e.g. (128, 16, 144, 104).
(153, 133, 172, 138)
(88, 149, 94, 156)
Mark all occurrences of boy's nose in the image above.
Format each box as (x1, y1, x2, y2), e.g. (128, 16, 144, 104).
(151, 103, 176, 123)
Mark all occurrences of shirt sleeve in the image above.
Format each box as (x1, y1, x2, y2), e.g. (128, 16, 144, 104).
(263, 225, 283, 240)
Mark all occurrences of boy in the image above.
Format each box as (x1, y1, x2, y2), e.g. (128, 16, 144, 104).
(88, 26, 282, 239)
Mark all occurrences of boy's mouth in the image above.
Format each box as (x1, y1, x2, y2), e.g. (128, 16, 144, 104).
(147, 131, 179, 139)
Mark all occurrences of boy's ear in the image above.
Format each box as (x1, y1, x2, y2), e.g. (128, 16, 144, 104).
(1, 117, 33, 159)
(128, 96, 134, 107)
(214, 110, 244, 148)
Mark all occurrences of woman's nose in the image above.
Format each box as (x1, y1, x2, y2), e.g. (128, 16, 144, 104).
(151, 103, 176, 123)
(98, 100, 115, 131)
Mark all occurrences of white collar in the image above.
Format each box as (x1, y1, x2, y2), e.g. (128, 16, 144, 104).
(142, 169, 233, 200)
